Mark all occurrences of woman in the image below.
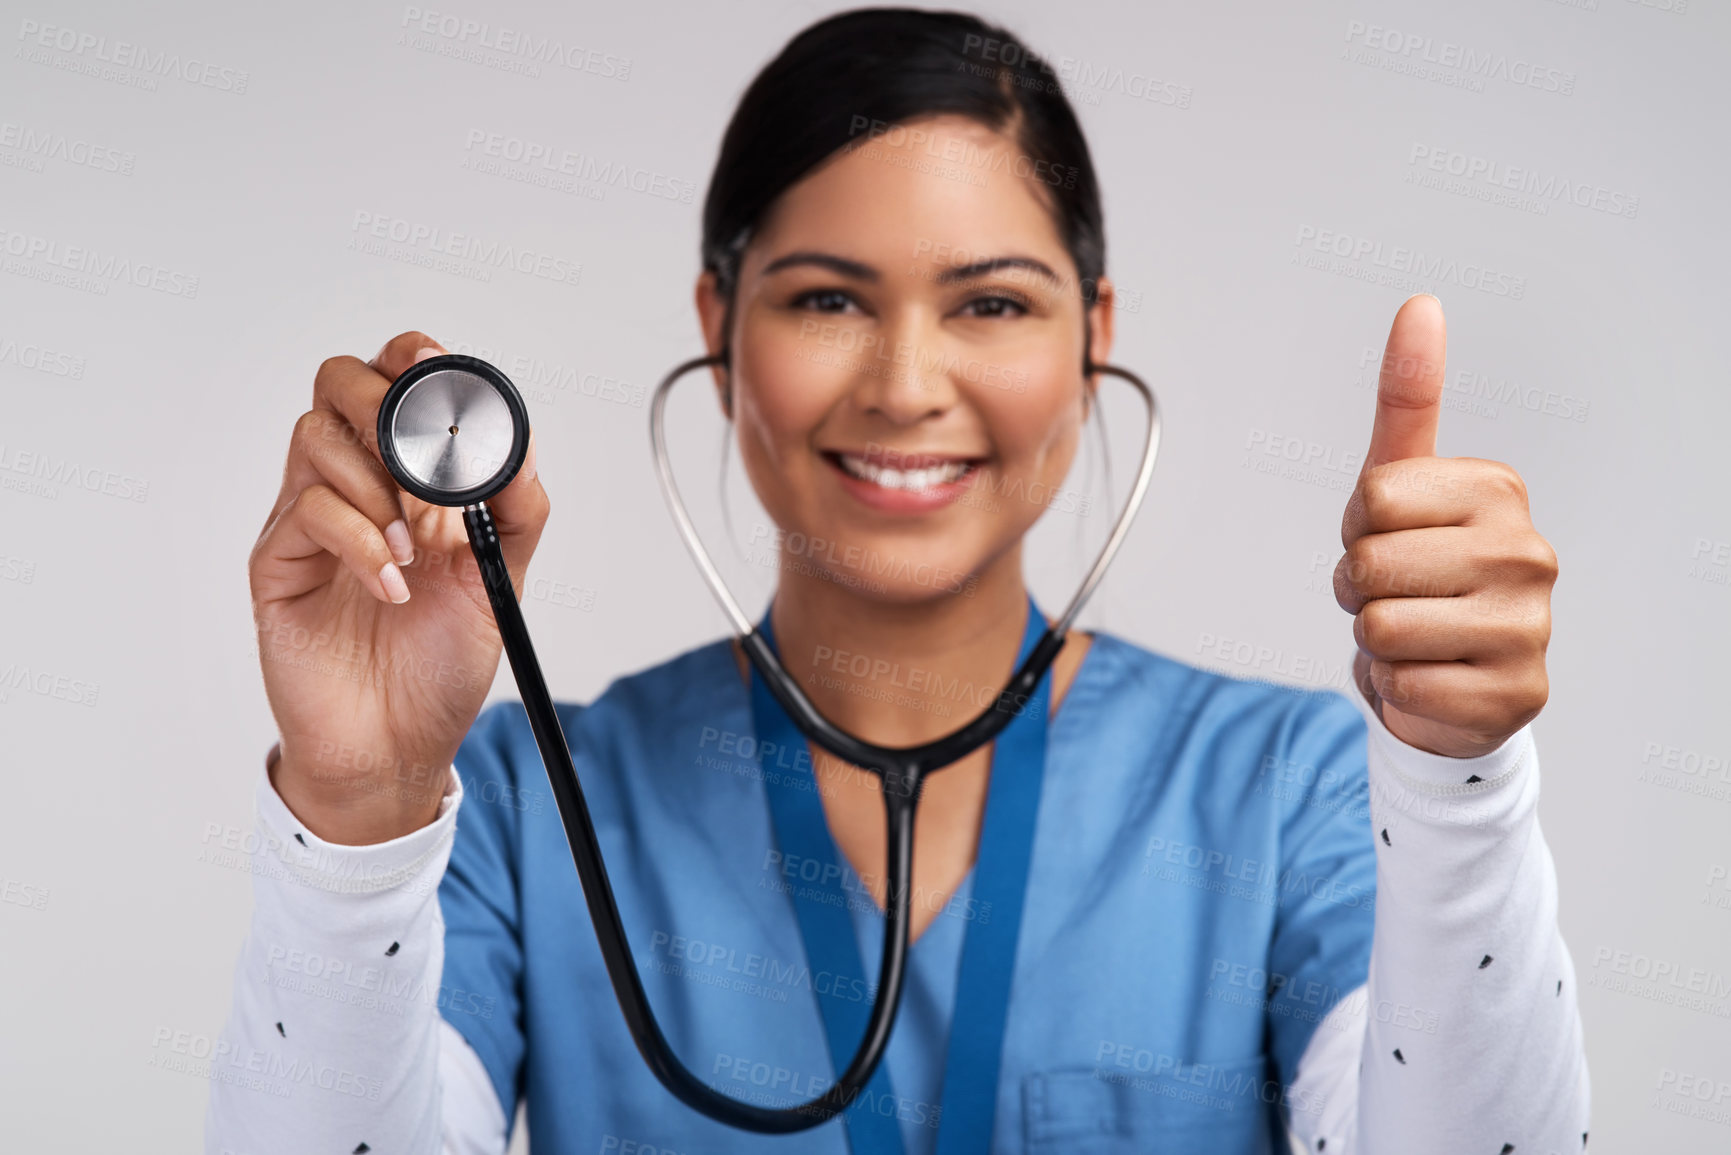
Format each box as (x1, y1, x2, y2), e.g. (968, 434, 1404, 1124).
(210, 9, 1588, 1154)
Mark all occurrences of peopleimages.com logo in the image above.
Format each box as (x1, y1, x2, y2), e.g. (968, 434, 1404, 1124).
(1293, 225, 1526, 300)
(1342, 20, 1575, 95)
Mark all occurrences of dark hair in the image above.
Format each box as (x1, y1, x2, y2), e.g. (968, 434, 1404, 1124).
(700, 7, 1106, 333)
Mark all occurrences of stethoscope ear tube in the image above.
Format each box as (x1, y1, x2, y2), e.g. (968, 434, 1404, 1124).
(460, 503, 884, 1131)
(429, 351, 1161, 1134)
(652, 354, 1161, 782)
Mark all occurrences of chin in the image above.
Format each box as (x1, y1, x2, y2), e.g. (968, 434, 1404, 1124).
(777, 525, 987, 605)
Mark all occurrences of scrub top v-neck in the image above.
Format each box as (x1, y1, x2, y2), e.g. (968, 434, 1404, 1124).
(749, 596, 1053, 1154)
(436, 613, 1376, 1155)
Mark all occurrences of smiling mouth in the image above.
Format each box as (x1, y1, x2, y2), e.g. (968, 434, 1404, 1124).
(823, 450, 982, 491)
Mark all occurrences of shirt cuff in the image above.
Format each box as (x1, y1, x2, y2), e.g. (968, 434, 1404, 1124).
(255, 742, 464, 896)
(1354, 697, 1535, 797)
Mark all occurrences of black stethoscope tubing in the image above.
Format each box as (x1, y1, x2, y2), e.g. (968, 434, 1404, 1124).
(378, 349, 1161, 1132)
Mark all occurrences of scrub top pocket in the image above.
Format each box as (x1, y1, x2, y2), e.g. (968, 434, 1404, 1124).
(1021, 1056, 1276, 1154)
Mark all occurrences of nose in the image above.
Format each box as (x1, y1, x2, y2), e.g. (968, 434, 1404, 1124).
(844, 308, 960, 425)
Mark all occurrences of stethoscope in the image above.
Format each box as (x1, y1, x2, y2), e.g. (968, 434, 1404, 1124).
(374, 347, 1162, 1132)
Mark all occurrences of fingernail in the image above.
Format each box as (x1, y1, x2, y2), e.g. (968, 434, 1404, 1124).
(385, 519, 415, 566)
(520, 441, 538, 483)
(379, 562, 411, 604)
(413, 345, 443, 364)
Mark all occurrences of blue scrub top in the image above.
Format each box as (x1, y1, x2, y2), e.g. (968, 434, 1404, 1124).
(438, 627, 1375, 1154)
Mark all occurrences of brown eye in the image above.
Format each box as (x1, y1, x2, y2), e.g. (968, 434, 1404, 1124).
(959, 294, 1030, 319)
(793, 288, 858, 314)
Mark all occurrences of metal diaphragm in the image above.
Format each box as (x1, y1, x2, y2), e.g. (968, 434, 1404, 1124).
(377, 354, 529, 506)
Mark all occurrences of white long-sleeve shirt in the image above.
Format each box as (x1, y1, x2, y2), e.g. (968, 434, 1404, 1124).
(204, 699, 1589, 1154)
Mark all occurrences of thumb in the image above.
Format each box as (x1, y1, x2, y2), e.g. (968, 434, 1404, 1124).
(1364, 294, 1446, 471)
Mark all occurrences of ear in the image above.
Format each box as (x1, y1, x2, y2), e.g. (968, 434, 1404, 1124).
(1083, 275, 1117, 416)
(694, 270, 732, 416)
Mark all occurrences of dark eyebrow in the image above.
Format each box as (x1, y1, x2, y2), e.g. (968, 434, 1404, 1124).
(760, 251, 880, 281)
(935, 256, 1062, 286)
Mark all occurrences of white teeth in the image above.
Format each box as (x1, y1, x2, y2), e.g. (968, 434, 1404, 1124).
(837, 453, 972, 491)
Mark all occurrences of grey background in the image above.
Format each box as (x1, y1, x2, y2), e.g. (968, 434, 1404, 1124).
(2, 0, 1727, 1149)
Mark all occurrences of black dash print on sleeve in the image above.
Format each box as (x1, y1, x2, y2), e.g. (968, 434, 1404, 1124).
(1380, 828, 1391, 846)
(275, 1021, 285, 1037)
(1582, 1133, 1588, 1147)
(1317, 1141, 1326, 1151)
(293, 833, 307, 847)
(353, 1144, 371, 1154)
(1499, 1145, 1514, 1154)
(385, 941, 400, 957)
(1465, 775, 1483, 784)
(1557, 980, 1563, 996)
(1392, 1048, 1405, 1064)
(1479, 954, 1494, 969)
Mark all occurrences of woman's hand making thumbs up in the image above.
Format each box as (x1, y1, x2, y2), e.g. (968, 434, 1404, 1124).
(1334, 295, 1559, 759)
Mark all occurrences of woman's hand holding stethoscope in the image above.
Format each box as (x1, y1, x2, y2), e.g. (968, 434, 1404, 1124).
(243, 320, 1159, 1130)
(248, 330, 551, 846)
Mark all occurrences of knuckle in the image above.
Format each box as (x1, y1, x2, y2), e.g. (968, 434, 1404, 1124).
(1522, 536, 1557, 580)
(1456, 704, 1502, 740)
(1358, 601, 1396, 653)
(290, 408, 346, 455)
(290, 408, 325, 442)
(1358, 471, 1398, 526)
(1493, 672, 1548, 734)
(315, 353, 359, 387)
(1528, 603, 1553, 649)
(1523, 670, 1550, 716)
(1475, 459, 1526, 504)
(1345, 536, 1385, 586)
(295, 482, 340, 519)
(1497, 461, 1528, 500)
(1341, 485, 1366, 547)
(1533, 535, 1560, 582)
(1333, 552, 1363, 611)
(1373, 661, 1412, 706)
(296, 410, 379, 478)
(1485, 668, 1548, 735)
(1499, 534, 1559, 585)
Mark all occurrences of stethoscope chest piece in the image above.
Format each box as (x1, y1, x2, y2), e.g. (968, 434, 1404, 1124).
(377, 354, 529, 506)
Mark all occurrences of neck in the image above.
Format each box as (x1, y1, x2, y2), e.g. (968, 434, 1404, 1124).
(768, 545, 1032, 748)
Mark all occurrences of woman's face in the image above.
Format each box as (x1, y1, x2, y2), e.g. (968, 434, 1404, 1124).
(697, 114, 1114, 604)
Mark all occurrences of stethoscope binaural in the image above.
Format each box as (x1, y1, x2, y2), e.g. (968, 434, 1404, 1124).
(374, 348, 1162, 1133)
